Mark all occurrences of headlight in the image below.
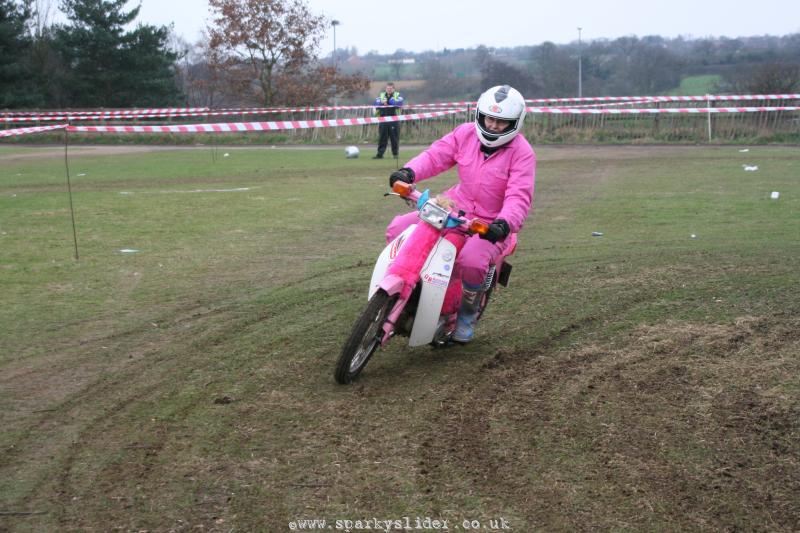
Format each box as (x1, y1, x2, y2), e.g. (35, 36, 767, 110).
(418, 200, 450, 230)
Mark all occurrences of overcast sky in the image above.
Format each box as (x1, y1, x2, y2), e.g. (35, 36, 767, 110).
(136, 0, 800, 54)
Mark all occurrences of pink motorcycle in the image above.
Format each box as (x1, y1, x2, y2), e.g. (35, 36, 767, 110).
(334, 181, 516, 384)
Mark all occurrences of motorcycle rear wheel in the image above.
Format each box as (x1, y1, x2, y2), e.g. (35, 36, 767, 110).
(476, 276, 496, 320)
(335, 289, 397, 384)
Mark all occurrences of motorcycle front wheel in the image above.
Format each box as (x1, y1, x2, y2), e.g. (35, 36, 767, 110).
(334, 289, 397, 384)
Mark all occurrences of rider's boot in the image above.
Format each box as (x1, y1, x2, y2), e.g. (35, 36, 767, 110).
(453, 282, 484, 343)
(432, 313, 457, 346)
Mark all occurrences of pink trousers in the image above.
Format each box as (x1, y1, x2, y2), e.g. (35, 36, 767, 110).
(385, 211, 507, 287)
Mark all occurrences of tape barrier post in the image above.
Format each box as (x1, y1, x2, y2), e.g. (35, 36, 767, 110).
(707, 94, 712, 142)
(63, 126, 79, 260)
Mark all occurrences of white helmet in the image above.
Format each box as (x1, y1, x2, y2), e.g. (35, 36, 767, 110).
(474, 85, 527, 148)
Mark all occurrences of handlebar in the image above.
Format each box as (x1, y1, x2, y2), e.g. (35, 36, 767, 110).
(388, 181, 489, 235)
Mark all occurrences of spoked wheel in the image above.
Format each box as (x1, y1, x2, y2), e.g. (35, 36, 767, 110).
(335, 289, 397, 384)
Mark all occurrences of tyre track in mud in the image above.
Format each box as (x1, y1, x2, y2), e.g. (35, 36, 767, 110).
(2, 261, 354, 528)
(412, 316, 598, 516)
(413, 286, 663, 522)
(416, 295, 800, 529)
(0, 302, 228, 439)
(3, 300, 261, 525)
(1, 252, 353, 470)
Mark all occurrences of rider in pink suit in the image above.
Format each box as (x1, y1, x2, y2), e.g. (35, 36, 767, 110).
(386, 85, 536, 342)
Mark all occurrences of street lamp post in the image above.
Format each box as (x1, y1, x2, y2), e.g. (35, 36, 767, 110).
(331, 19, 341, 139)
(332, 19, 339, 71)
(577, 27, 583, 99)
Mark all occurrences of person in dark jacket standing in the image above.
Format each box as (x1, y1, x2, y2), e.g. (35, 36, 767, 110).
(373, 82, 404, 159)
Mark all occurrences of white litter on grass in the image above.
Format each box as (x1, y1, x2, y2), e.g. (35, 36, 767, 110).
(691, 234, 697, 239)
(743, 165, 759, 171)
(77, 173, 86, 176)
(771, 191, 780, 200)
(591, 231, 603, 237)
(739, 149, 750, 153)
(119, 249, 139, 253)
(223, 153, 230, 157)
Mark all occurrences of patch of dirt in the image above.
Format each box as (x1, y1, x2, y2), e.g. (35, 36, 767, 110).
(0, 145, 181, 161)
(420, 315, 800, 530)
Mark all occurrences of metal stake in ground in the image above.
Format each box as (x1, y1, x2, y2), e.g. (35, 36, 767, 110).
(63, 126, 79, 260)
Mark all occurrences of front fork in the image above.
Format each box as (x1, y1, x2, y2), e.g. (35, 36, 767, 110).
(380, 293, 411, 345)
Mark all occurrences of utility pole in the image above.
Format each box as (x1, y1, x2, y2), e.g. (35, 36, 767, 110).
(332, 19, 341, 139)
(577, 27, 583, 98)
(332, 19, 340, 71)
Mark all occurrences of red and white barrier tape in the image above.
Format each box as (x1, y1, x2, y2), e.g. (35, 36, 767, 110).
(524, 94, 800, 104)
(525, 106, 800, 114)
(1, 107, 210, 118)
(3, 106, 424, 122)
(3, 104, 797, 139)
(0, 123, 68, 138)
(3, 109, 294, 122)
(7, 94, 800, 121)
(217, 105, 398, 113)
(411, 94, 800, 107)
(67, 108, 465, 134)
(560, 99, 654, 109)
(631, 94, 800, 103)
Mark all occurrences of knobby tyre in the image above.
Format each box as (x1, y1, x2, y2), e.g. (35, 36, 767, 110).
(335, 289, 397, 384)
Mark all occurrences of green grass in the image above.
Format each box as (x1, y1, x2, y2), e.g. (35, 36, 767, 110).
(668, 74, 722, 95)
(1, 145, 799, 531)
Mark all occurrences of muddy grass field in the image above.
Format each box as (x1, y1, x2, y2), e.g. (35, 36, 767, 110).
(1, 144, 798, 531)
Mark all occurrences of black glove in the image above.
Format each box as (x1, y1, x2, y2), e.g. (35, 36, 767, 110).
(480, 219, 510, 244)
(389, 167, 415, 187)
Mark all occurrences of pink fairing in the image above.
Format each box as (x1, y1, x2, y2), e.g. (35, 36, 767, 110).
(440, 233, 466, 315)
(386, 210, 514, 287)
(377, 274, 405, 296)
(405, 122, 535, 234)
(383, 222, 441, 299)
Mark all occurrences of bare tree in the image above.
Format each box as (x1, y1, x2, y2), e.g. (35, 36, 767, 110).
(207, 0, 327, 106)
(723, 61, 800, 94)
(27, 0, 55, 38)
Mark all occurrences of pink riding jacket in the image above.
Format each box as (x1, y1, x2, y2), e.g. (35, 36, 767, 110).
(405, 122, 536, 233)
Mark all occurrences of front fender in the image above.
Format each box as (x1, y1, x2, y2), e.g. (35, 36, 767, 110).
(369, 224, 417, 299)
(409, 237, 457, 347)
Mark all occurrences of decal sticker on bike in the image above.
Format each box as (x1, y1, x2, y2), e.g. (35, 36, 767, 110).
(423, 273, 449, 288)
(389, 234, 405, 260)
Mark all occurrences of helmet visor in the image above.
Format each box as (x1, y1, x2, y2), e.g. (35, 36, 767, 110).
(477, 111, 518, 141)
